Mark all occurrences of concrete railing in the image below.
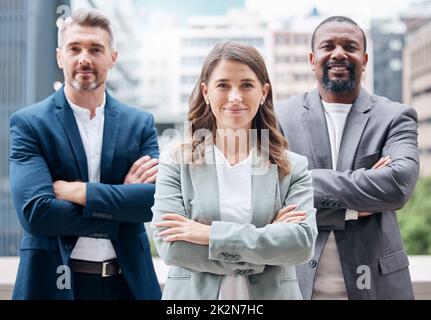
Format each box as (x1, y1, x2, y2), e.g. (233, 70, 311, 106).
(1, 256, 430, 300)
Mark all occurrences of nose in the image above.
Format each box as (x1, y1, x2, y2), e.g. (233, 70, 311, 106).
(331, 45, 348, 60)
(78, 50, 91, 66)
(228, 87, 242, 103)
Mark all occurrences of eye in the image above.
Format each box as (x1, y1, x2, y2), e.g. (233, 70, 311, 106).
(241, 82, 254, 88)
(91, 47, 102, 53)
(345, 45, 357, 52)
(216, 83, 229, 89)
(69, 47, 80, 53)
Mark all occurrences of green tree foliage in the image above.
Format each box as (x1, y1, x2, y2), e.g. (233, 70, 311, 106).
(398, 177, 431, 255)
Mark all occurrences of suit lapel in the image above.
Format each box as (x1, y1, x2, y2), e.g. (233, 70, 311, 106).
(302, 89, 333, 169)
(250, 160, 277, 227)
(54, 87, 88, 181)
(190, 146, 277, 227)
(100, 92, 120, 183)
(189, 146, 220, 223)
(337, 87, 371, 170)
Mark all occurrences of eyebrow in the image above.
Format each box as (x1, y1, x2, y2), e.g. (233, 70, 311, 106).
(66, 42, 105, 49)
(319, 38, 360, 45)
(215, 78, 257, 83)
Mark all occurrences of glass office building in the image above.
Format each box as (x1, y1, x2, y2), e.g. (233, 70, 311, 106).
(0, 0, 68, 255)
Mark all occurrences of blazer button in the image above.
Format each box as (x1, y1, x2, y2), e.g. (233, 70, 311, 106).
(231, 254, 240, 261)
(309, 260, 317, 268)
(248, 275, 258, 284)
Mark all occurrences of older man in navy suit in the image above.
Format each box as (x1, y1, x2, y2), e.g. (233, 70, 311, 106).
(9, 8, 161, 300)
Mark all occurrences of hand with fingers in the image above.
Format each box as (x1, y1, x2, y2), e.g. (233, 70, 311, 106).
(272, 204, 307, 224)
(371, 155, 391, 170)
(124, 155, 159, 184)
(358, 155, 392, 218)
(155, 214, 211, 245)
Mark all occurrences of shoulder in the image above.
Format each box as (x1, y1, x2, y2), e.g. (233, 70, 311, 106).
(279, 150, 311, 187)
(284, 150, 309, 172)
(114, 100, 155, 122)
(159, 142, 184, 166)
(275, 92, 308, 114)
(370, 94, 417, 119)
(10, 94, 56, 126)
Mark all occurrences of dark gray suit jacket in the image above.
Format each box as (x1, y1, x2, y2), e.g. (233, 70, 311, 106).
(275, 87, 419, 299)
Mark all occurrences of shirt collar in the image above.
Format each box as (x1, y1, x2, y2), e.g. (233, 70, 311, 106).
(321, 99, 352, 114)
(65, 92, 106, 121)
(214, 145, 253, 168)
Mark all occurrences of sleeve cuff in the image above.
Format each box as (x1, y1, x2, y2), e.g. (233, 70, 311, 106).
(345, 209, 359, 221)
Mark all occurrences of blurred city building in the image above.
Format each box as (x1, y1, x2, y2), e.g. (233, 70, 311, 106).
(370, 19, 405, 103)
(271, 10, 323, 100)
(0, 0, 69, 255)
(403, 19, 431, 176)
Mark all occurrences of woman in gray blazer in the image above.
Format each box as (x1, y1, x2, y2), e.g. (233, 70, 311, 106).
(151, 42, 318, 300)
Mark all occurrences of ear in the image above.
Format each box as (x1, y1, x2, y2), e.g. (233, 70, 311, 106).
(262, 83, 270, 102)
(309, 52, 315, 72)
(200, 82, 209, 103)
(56, 48, 63, 69)
(362, 52, 368, 72)
(110, 50, 118, 69)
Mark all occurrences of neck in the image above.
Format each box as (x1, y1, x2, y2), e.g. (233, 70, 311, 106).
(64, 84, 105, 117)
(215, 128, 251, 165)
(318, 84, 360, 104)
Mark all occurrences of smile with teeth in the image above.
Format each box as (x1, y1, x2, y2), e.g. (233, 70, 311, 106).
(329, 66, 348, 71)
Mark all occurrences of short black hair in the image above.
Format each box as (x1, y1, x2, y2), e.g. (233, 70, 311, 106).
(311, 16, 367, 53)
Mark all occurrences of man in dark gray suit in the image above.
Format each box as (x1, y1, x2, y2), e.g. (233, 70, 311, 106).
(275, 16, 419, 299)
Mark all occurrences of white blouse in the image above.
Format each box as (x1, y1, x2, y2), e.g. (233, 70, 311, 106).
(214, 146, 253, 300)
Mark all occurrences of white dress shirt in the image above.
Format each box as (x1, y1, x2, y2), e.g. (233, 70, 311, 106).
(214, 146, 253, 300)
(66, 94, 117, 262)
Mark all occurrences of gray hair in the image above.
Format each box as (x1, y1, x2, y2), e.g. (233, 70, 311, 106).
(57, 8, 116, 50)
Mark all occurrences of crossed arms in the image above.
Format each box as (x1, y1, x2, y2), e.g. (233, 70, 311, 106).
(312, 107, 419, 214)
(151, 153, 317, 276)
(9, 112, 159, 238)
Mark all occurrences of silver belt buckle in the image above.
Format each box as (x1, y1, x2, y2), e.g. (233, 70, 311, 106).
(102, 261, 110, 277)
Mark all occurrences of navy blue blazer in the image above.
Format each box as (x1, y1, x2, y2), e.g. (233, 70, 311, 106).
(9, 87, 162, 300)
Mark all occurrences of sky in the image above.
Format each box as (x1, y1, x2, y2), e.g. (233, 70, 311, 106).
(246, 0, 415, 21)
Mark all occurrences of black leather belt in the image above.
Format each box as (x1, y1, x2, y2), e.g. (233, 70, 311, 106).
(70, 259, 122, 277)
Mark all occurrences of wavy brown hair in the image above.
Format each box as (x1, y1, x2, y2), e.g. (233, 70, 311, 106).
(185, 41, 290, 176)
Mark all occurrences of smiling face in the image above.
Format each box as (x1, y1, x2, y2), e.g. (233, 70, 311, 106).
(200, 59, 269, 131)
(56, 24, 117, 91)
(310, 21, 368, 102)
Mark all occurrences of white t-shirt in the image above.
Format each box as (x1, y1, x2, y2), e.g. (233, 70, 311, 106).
(312, 100, 353, 300)
(321, 101, 357, 221)
(214, 146, 253, 300)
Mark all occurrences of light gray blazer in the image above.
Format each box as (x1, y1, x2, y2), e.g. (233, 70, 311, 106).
(151, 146, 317, 300)
(275, 87, 419, 299)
